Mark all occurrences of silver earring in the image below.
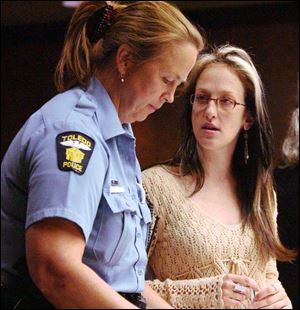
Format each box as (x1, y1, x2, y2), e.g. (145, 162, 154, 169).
(120, 74, 124, 83)
(244, 130, 249, 165)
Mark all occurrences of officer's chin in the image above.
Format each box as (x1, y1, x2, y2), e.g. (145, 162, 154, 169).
(129, 111, 149, 123)
(137, 113, 152, 123)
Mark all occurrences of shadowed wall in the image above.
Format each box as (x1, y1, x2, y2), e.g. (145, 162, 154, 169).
(1, 3, 299, 169)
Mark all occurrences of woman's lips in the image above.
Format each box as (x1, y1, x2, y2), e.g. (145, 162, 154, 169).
(201, 123, 220, 134)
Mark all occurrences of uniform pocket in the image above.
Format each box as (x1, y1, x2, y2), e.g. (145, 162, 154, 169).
(93, 193, 134, 265)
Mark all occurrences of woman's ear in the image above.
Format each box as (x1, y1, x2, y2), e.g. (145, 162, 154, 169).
(116, 44, 132, 76)
(243, 113, 254, 131)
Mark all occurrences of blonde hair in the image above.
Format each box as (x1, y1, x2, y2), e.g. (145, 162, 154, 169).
(170, 45, 296, 262)
(282, 107, 299, 166)
(55, 1, 204, 92)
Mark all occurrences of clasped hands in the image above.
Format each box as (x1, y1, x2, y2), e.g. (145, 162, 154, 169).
(221, 274, 292, 309)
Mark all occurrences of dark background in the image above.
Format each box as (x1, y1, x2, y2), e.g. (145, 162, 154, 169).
(1, 1, 299, 168)
(1, 1, 299, 307)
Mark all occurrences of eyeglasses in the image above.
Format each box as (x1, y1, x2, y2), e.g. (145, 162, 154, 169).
(190, 93, 246, 111)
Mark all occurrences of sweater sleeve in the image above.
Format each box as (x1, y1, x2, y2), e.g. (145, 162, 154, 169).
(143, 167, 225, 309)
(146, 276, 224, 309)
(145, 196, 224, 309)
(145, 207, 225, 308)
(265, 258, 287, 294)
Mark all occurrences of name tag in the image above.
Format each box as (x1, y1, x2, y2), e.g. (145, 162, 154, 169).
(110, 186, 125, 194)
(110, 179, 125, 194)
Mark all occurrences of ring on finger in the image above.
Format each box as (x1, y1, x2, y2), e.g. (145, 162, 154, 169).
(233, 283, 247, 294)
(250, 288, 256, 303)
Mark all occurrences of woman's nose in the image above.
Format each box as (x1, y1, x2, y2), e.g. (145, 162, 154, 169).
(204, 100, 218, 118)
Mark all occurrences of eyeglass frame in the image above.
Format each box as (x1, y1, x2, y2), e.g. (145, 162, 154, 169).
(190, 93, 246, 111)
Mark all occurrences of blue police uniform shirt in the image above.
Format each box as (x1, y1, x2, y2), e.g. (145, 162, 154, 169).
(1, 76, 151, 293)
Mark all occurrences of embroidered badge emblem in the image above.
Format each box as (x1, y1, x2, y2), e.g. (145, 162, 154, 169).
(56, 131, 95, 175)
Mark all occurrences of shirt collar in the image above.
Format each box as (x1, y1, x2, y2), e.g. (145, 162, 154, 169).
(86, 76, 134, 141)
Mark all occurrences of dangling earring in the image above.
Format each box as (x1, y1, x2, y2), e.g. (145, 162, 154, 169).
(244, 130, 249, 165)
(120, 74, 125, 83)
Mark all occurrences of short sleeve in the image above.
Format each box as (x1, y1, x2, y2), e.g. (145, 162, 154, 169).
(24, 119, 108, 242)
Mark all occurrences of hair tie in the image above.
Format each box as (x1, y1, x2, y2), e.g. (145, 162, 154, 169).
(88, 5, 116, 44)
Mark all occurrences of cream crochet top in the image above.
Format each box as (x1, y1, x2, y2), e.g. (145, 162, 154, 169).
(142, 166, 286, 309)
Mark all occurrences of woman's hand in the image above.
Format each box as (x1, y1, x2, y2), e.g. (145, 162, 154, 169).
(221, 274, 260, 308)
(251, 284, 292, 309)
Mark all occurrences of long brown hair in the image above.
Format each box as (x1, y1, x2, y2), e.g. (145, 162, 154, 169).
(54, 1, 204, 92)
(169, 45, 296, 262)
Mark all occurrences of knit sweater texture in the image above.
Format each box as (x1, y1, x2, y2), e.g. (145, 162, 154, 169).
(142, 165, 286, 309)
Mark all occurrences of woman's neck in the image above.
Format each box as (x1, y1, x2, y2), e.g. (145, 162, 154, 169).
(197, 146, 234, 182)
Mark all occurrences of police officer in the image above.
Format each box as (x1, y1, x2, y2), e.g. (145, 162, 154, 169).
(1, 1, 203, 308)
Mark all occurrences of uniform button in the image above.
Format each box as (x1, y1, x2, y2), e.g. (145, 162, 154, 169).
(138, 270, 143, 276)
(131, 194, 136, 201)
(136, 233, 141, 238)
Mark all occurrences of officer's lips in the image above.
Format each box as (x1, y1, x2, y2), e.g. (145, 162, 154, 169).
(149, 104, 158, 112)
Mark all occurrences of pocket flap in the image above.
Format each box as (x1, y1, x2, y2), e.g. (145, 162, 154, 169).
(103, 192, 132, 214)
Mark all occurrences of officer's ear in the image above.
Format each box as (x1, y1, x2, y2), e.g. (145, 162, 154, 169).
(116, 44, 133, 77)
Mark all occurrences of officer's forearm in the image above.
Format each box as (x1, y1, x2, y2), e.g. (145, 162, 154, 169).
(33, 260, 138, 309)
(26, 218, 138, 309)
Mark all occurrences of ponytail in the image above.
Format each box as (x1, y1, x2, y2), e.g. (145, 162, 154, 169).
(55, 2, 103, 92)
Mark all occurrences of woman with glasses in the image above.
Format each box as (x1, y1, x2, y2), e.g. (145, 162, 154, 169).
(142, 45, 295, 309)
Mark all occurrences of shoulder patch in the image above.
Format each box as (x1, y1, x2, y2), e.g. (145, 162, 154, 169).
(56, 131, 95, 175)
